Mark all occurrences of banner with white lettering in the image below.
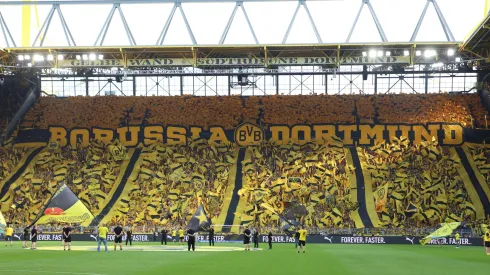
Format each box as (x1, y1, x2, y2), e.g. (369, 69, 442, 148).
(4, 233, 480, 246)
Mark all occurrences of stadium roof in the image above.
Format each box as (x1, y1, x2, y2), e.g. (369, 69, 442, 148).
(461, 12, 490, 62)
(0, 42, 462, 70)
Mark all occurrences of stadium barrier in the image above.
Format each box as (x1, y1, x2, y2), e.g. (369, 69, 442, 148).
(1, 233, 482, 246)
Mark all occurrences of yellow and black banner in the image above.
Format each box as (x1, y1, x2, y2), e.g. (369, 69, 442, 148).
(33, 184, 94, 225)
(15, 122, 472, 148)
(0, 211, 5, 227)
(420, 222, 461, 245)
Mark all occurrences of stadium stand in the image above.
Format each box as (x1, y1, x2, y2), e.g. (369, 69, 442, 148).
(358, 137, 479, 228)
(24, 96, 259, 130)
(235, 139, 360, 230)
(106, 140, 237, 228)
(0, 145, 30, 184)
(466, 144, 490, 193)
(0, 140, 126, 225)
(23, 93, 488, 130)
(1, 92, 489, 230)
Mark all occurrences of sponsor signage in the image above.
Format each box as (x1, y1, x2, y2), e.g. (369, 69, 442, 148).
(8, 234, 480, 246)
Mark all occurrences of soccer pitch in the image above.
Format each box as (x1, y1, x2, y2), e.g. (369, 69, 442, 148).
(0, 242, 489, 275)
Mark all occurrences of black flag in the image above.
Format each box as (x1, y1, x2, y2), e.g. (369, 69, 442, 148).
(187, 203, 210, 232)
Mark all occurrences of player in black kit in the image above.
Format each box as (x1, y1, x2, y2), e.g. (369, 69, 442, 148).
(23, 226, 30, 248)
(209, 226, 214, 246)
(61, 225, 65, 247)
(243, 227, 251, 251)
(113, 224, 123, 251)
(30, 225, 38, 250)
(161, 228, 168, 245)
(63, 224, 72, 251)
(125, 228, 132, 246)
(253, 229, 259, 249)
(268, 231, 273, 250)
(187, 228, 196, 251)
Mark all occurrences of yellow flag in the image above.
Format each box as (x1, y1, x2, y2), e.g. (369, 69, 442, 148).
(420, 222, 461, 245)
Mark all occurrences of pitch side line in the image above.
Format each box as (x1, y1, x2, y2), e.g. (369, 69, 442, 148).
(0, 270, 107, 275)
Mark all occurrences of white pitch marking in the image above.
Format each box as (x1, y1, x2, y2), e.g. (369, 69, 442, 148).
(0, 270, 107, 275)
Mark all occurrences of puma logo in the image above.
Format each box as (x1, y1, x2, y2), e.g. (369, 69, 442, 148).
(405, 237, 414, 244)
(90, 235, 98, 241)
(324, 236, 332, 243)
(13, 234, 21, 240)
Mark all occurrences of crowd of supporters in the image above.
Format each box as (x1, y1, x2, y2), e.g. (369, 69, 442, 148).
(1, 92, 490, 231)
(360, 137, 476, 228)
(106, 139, 236, 229)
(467, 144, 490, 190)
(23, 93, 488, 130)
(236, 139, 358, 231)
(1, 140, 125, 224)
(0, 145, 30, 184)
(24, 96, 260, 130)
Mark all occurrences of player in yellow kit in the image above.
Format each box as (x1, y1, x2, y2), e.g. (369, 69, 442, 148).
(178, 228, 185, 245)
(97, 224, 109, 253)
(455, 232, 460, 248)
(297, 226, 307, 254)
(5, 225, 13, 247)
(484, 229, 490, 255)
(172, 229, 177, 242)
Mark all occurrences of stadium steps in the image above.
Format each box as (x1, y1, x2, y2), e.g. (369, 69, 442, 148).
(356, 147, 382, 227)
(0, 146, 44, 200)
(346, 147, 371, 228)
(454, 147, 490, 217)
(226, 147, 247, 234)
(91, 148, 142, 226)
(214, 148, 240, 233)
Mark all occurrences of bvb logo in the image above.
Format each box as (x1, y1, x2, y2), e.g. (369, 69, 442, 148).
(234, 122, 264, 147)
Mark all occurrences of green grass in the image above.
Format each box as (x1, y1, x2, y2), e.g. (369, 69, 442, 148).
(0, 241, 489, 275)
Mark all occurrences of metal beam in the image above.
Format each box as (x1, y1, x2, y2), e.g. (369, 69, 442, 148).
(411, 0, 454, 42)
(117, 4, 137, 45)
(32, 5, 56, 47)
(347, 0, 387, 42)
(302, 1, 322, 43)
(346, 0, 364, 43)
(94, 4, 136, 46)
(1, 0, 336, 4)
(240, 4, 259, 44)
(365, 0, 387, 42)
(219, 2, 240, 44)
(57, 5, 76, 46)
(432, 0, 455, 41)
(219, 2, 259, 44)
(282, 0, 322, 43)
(94, 4, 117, 46)
(177, 3, 197, 45)
(282, 1, 301, 44)
(410, 0, 430, 42)
(0, 12, 16, 47)
(156, 3, 178, 45)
